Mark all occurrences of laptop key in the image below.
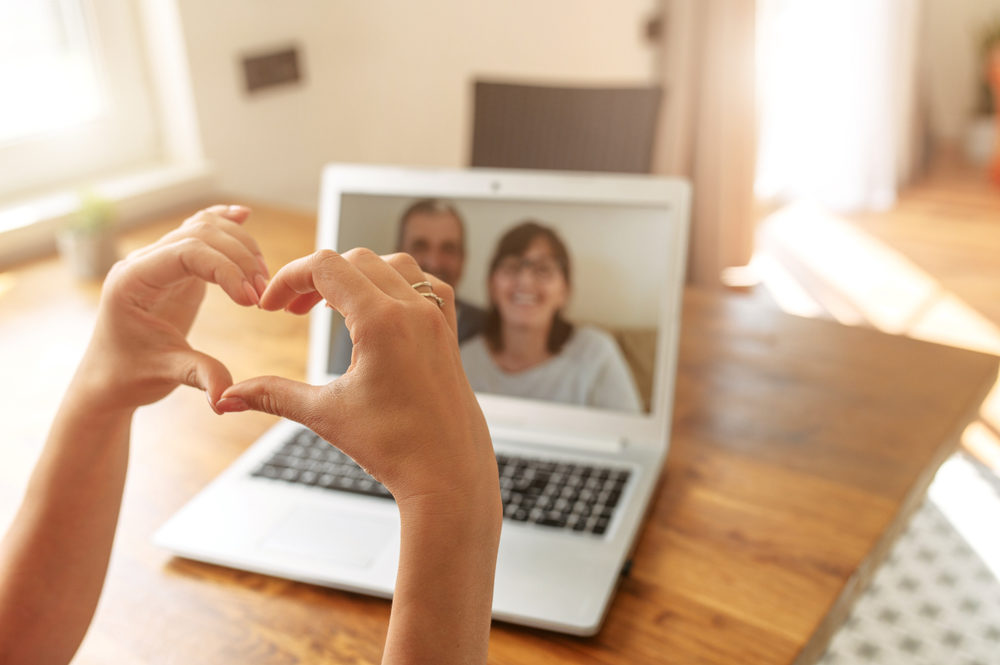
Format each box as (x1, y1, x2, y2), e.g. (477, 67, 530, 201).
(535, 511, 567, 528)
(252, 464, 283, 480)
(598, 489, 622, 508)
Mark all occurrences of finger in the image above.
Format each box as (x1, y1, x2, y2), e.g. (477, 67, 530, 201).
(212, 217, 270, 279)
(181, 218, 269, 295)
(192, 209, 268, 277)
(259, 250, 383, 315)
(183, 208, 268, 275)
(218, 376, 328, 427)
(137, 237, 260, 306)
(128, 205, 255, 263)
(384, 252, 449, 305)
(382, 253, 452, 309)
(285, 291, 325, 315)
(378, 251, 456, 333)
(341, 248, 417, 300)
(204, 204, 252, 224)
(272, 252, 436, 316)
(166, 349, 234, 409)
(424, 272, 458, 336)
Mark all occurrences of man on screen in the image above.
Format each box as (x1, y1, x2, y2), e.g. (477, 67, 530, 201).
(329, 199, 486, 373)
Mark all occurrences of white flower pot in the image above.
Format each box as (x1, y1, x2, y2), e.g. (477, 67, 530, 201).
(57, 229, 117, 281)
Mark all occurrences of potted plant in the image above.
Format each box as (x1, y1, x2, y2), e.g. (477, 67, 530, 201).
(57, 191, 118, 281)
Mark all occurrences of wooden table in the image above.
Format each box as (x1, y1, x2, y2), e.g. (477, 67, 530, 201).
(0, 205, 996, 665)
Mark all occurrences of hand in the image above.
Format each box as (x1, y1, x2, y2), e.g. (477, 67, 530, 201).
(222, 250, 502, 665)
(76, 204, 269, 413)
(218, 248, 499, 512)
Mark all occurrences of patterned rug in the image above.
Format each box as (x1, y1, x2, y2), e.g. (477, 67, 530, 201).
(819, 454, 1000, 665)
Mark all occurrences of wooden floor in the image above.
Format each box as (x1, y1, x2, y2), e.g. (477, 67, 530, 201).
(751, 156, 1000, 472)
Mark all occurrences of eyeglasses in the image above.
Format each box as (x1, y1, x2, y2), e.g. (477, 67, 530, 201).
(495, 257, 562, 280)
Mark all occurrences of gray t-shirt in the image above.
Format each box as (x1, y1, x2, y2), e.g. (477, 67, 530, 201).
(459, 326, 642, 413)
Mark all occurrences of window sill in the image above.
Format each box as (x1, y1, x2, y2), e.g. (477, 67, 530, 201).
(0, 162, 217, 270)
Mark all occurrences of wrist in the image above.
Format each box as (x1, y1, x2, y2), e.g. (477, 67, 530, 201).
(65, 347, 142, 418)
(48, 372, 136, 458)
(387, 475, 500, 665)
(396, 478, 503, 540)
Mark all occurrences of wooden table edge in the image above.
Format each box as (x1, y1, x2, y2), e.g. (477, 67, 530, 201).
(793, 353, 1000, 665)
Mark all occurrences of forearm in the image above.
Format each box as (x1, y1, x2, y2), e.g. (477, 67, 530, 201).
(0, 204, 263, 664)
(383, 491, 502, 665)
(0, 367, 133, 665)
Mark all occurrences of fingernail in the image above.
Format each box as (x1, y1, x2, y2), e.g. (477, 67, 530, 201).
(256, 254, 270, 279)
(216, 397, 249, 413)
(254, 273, 268, 296)
(206, 391, 220, 415)
(228, 204, 250, 216)
(242, 280, 260, 305)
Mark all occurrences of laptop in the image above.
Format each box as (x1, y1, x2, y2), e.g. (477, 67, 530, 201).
(154, 164, 690, 635)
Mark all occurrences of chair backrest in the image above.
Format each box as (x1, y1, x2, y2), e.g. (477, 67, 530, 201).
(470, 80, 662, 174)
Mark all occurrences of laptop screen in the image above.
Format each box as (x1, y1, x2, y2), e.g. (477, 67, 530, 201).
(326, 193, 674, 416)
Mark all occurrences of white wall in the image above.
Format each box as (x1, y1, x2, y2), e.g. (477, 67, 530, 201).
(174, 1, 658, 211)
(921, 0, 1000, 143)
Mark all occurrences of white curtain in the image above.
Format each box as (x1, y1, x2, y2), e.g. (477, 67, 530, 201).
(755, 0, 922, 212)
(653, 0, 758, 287)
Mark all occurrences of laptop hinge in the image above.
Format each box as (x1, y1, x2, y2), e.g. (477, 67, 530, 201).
(489, 425, 626, 454)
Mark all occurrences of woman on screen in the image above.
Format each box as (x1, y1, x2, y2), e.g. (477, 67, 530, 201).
(460, 221, 642, 413)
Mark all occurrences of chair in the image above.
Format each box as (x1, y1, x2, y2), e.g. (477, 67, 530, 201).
(470, 80, 662, 173)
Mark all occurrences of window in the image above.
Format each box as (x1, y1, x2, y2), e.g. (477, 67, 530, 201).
(0, 0, 160, 204)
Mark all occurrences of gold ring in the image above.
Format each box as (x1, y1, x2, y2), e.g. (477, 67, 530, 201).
(420, 292, 444, 307)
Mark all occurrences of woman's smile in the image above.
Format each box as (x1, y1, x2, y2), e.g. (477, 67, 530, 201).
(491, 238, 568, 329)
(510, 291, 540, 306)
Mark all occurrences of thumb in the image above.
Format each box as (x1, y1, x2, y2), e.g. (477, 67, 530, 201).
(217, 375, 321, 424)
(169, 349, 233, 407)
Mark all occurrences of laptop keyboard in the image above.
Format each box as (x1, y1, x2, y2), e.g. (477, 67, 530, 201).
(250, 428, 631, 536)
(251, 428, 393, 499)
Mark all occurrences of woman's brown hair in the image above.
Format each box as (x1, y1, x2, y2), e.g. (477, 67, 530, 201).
(483, 221, 573, 354)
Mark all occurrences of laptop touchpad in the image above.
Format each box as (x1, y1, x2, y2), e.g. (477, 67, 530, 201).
(261, 505, 395, 568)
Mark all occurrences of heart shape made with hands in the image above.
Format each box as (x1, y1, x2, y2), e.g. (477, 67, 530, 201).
(98, 206, 459, 458)
(160, 241, 491, 505)
(117, 205, 453, 429)
(201, 302, 311, 416)
(196, 248, 456, 418)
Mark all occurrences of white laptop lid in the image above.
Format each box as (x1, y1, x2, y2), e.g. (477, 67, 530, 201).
(308, 164, 690, 449)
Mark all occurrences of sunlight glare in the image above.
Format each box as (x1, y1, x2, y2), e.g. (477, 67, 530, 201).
(929, 453, 1000, 581)
(759, 201, 941, 333)
(0, 1, 104, 143)
(751, 253, 826, 318)
(908, 294, 1000, 356)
